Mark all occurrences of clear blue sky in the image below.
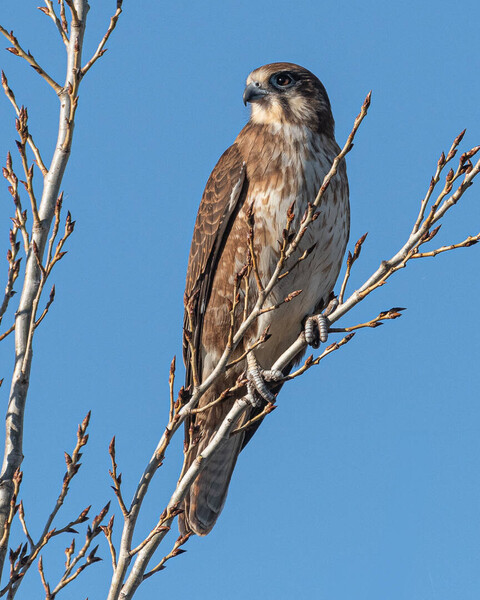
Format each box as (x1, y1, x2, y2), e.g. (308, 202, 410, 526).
(0, 1, 479, 598)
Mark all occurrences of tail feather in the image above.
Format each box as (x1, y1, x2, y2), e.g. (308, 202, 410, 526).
(179, 428, 245, 536)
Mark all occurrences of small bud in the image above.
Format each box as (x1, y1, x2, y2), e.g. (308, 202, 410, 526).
(284, 290, 302, 302)
(363, 91, 372, 109)
(286, 201, 295, 222)
(56, 191, 64, 211)
(453, 128, 466, 147)
(346, 250, 353, 269)
(353, 232, 368, 261)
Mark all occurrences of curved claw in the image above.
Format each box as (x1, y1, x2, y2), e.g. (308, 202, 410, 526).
(305, 314, 329, 348)
(246, 353, 282, 405)
(304, 297, 338, 348)
(246, 382, 263, 408)
(262, 368, 284, 382)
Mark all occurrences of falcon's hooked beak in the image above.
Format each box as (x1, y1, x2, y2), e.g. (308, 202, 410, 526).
(243, 82, 269, 106)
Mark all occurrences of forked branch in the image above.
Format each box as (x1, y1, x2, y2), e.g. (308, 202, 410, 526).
(0, 0, 124, 585)
(106, 95, 480, 599)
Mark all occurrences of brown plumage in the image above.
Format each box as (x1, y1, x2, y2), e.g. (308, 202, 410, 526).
(180, 63, 349, 536)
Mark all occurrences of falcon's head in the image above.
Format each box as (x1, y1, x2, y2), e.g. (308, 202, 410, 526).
(243, 62, 334, 136)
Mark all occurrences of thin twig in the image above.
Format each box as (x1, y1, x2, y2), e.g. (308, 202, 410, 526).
(59, 0, 68, 35)
(80, 2, 123, 78)
(37, 556, 51, 598)
(168, 356, 176, 423)
(49, 503, 109, 596)
(142, 533, 192, 580)
(100, 516, 117, 571)
(15, 107, 40, 225)
(282, 333, 356, 382)
(337, 233, 368, 304)
(411, 234, 479, 258)
(411, 133, 461, 234)
(247, 208, 264, 293)
(0, 26, 61, 93)
(45, 193, 63, 270)
(63, 0, 79, 27)
(225, 328, 270, 369)
(190, 382, 244, 415)
(329, 307, 405, 333)
(231, 402, 276, 435)
(3, 157, 30, 251)
(129, 525, 170, 558)
(0, 469, 21, 549)
(17, 502, 33, 550)
(34, 285, 55, 328)
(40, 2, 69, 45)
(1, 72, 48, 175)
(108, 437, 128, 518)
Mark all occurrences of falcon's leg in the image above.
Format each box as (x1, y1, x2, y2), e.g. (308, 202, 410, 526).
(246, 352, 283, 406)
(305, 296, 339, 349)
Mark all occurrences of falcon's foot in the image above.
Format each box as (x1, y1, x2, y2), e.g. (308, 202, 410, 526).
(246, 353, 283, 407)
(304, 297, 339, 349)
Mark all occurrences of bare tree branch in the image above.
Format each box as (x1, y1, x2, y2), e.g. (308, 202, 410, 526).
(0, 26, 61, 94)
(0, 0, 124, 580)
(104, 91, 373, 600)
(0, 414, 102, 598)
(106, 104, 479, 597)
(0, 6, 478, 598)
(1, 73, 47, 175)
(39, 2, 69, 46)
(80, 2, 123, 78)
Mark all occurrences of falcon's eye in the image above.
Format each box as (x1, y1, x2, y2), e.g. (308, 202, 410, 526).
(270, 72, 296, 90)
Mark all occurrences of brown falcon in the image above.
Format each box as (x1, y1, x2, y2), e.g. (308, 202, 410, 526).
(180, 63, 349, 536)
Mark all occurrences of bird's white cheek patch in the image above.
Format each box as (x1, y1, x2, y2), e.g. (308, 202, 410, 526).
(251, 99, 285, 125)
(288, 95, 311, 121)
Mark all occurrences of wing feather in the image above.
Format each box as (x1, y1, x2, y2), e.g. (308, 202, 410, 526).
(183, 143, 248, 387)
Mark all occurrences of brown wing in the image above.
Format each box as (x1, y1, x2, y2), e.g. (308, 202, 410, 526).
(183, 143, 248, 387)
